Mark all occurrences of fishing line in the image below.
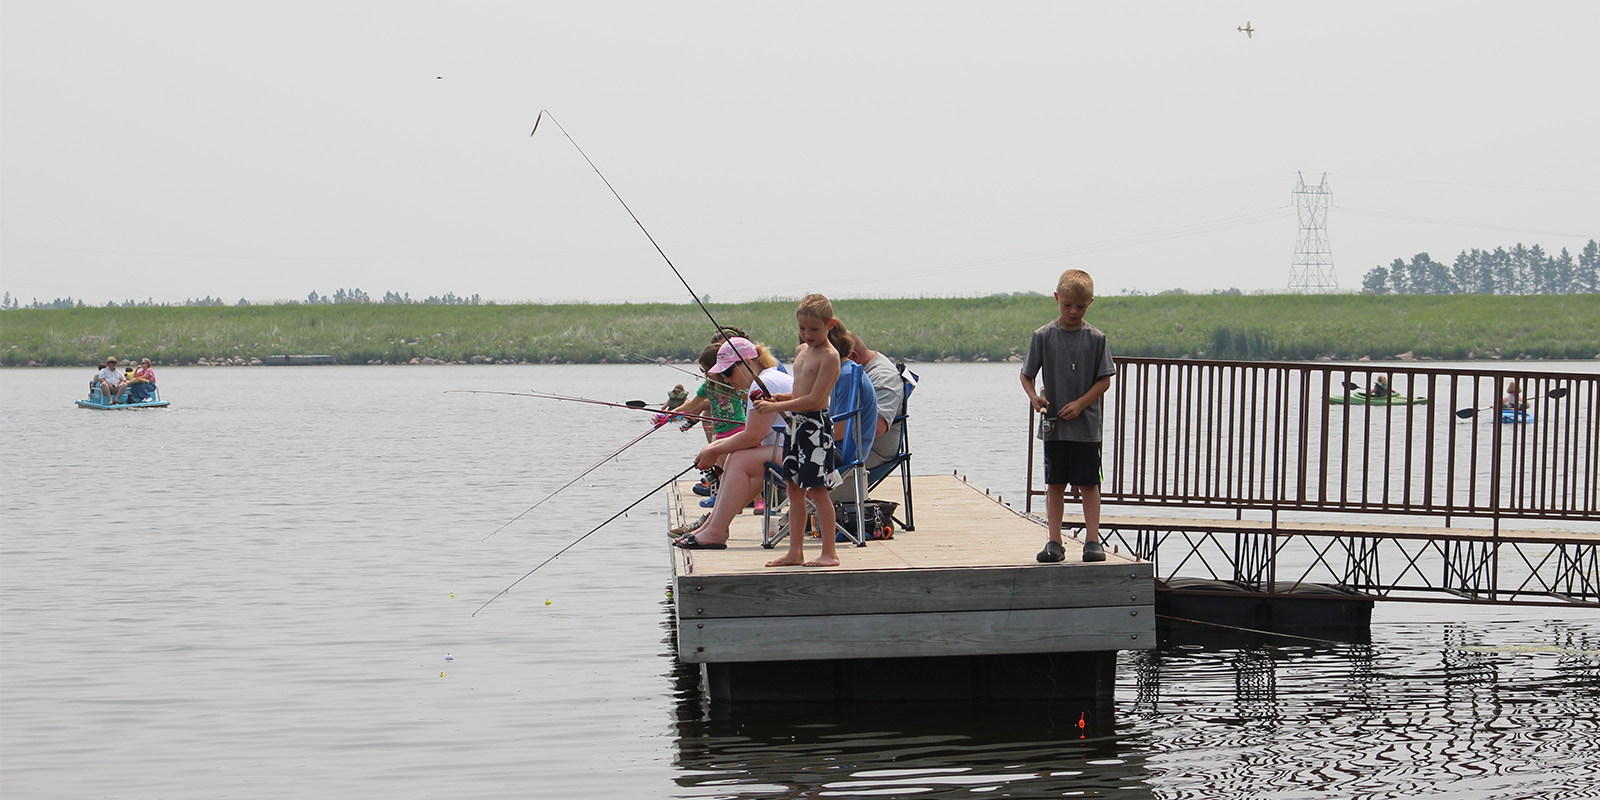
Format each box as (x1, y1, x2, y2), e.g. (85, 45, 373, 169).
(445, 389, 739, 427)
(480, 420, 670, 543)
(473, 464, 696, 617)
(1156, 614, 1354, 647)
(619, 350, 702, 379)
(530, 110, 771, 394)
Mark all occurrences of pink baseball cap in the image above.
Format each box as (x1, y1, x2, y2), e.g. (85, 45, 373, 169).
(710, 337, 759, 374)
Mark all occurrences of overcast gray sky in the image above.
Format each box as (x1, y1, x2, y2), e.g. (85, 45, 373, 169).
(3, 2, 1596, 307)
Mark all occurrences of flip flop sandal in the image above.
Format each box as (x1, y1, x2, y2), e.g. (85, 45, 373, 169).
(669, 513, 709, 536)
(672, 534, 727, 550)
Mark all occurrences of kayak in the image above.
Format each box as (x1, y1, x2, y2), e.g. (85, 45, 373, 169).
(1500, 408, 1533, 424)
(1329, 390, 1428, 406)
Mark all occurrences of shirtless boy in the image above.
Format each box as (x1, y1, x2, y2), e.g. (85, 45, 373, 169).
(752, 294, 844, 567)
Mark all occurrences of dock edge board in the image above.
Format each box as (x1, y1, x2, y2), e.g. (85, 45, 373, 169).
(678, 604, 1154, 663)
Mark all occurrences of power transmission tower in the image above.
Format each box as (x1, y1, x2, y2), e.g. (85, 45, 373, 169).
(1287, 172, 1338, 292)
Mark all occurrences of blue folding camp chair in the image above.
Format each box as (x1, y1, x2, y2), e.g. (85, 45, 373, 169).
(864, 365, 916, 531)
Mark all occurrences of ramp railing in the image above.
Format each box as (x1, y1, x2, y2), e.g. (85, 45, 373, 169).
(1027, 359, 1598, 526)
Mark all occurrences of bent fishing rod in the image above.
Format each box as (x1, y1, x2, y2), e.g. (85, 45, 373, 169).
(473, 464, 696, 617)
(531, 110, 772, 394)
(479, 419, 670, 543)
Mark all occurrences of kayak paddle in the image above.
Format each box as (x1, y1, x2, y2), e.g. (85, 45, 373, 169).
(1455, 386, 1569, 419)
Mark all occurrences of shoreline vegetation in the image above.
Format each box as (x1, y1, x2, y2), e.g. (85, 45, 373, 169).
(3, 294, 1597, 368)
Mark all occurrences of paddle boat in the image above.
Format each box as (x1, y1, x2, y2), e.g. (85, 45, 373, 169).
(1329, 389, 1428, 406)
(76, 381, 170, 410)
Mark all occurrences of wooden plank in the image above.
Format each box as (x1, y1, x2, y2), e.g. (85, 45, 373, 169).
(678, 605, 1155, 663)
(668, 474, 1145, 577)
(678, 563, 1154, 619)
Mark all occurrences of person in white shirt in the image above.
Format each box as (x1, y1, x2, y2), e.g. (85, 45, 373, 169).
(96, 357, 128, 404)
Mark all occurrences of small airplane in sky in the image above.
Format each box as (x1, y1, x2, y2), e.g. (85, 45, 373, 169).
(1238, 21, 1254, 38)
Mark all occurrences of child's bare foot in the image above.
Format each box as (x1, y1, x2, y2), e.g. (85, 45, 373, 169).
(765, 554, 806, 567)
(804, 555, 840, 567)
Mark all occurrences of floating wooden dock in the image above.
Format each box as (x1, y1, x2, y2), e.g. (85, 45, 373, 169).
(668, 474, 1155, 703)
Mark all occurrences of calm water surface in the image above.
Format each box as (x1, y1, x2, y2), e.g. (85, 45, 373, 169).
(2, 363, 1596, 799)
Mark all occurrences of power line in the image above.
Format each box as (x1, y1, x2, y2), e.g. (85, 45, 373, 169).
(1335, 206, 1598, 240)
(1332, 173, 1600, 195)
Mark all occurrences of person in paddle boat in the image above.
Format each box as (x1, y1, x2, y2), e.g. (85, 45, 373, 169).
(126, 358, 157, 403)
(96, 357, 129, 404)
(1021, 269, 1116, 564)
(1503, 380, 1527, 411)
(671, 337, 793, 549)
(1370, 376, 1392, 399)
(750, 294, 847, 568)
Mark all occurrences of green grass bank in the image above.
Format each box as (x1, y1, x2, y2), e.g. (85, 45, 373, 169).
(3, 294, 1597, 367)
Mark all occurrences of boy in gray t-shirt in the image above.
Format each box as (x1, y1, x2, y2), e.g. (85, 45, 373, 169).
(1020, 269, 1116, 562)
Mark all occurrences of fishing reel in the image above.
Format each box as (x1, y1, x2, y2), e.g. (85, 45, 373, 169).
(697, 464, 723, 496)
(1039, 411, 1058, 436)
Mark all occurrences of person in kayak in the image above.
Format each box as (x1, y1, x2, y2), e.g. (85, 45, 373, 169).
(1502, 380, 1527, 411)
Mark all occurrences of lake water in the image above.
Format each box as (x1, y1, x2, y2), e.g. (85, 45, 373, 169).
(3, 363, 1597, 799)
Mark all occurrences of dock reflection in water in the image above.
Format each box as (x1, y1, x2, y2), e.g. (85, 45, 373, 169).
(666, 602, 1599, 799)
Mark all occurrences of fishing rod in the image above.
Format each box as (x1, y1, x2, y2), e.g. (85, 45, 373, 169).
(445, 389, 740, 427)
(479, 420, 670, 543)
(530, 110, 772, 395)
(1455, 386, 1568, 419)
(473, 464, 697, 617)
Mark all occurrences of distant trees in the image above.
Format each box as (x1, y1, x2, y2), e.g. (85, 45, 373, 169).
(300, 289, 481, 306)
(1361, 239, 1599, 295)
(305, 288, 372, 305)
(1, 289, 489, 310)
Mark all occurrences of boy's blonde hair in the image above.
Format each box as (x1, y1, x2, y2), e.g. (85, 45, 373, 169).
(1057, 269, 1095, 300)
(797, 293, 835, 322)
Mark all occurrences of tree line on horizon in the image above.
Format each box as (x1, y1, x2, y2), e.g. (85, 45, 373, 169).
(1361, 239, 1598, 296)
(1, 288, 486, 311)
(5, 237, 1596, 311)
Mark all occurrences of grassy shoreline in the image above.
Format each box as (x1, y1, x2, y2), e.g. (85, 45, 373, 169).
(3, 294, 1597, 367)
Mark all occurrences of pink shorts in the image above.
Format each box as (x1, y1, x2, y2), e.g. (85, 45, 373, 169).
(712, 426, 745, 441)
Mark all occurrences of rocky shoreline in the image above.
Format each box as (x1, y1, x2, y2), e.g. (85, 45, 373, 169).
(9, 349, 1596, 368)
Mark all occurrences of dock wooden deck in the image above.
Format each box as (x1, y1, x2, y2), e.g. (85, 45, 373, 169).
(669, 474, 1156, 665)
